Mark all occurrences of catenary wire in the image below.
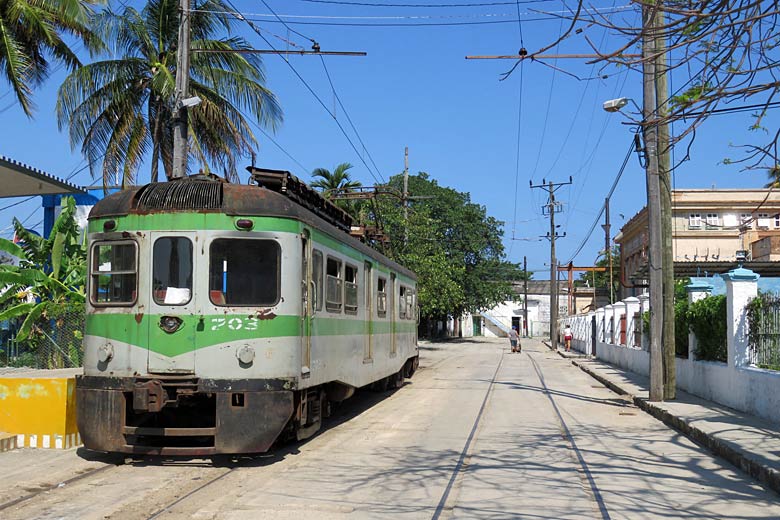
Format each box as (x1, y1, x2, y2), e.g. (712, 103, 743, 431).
(222, 0, 385, 185)
(302, 0, 553, 6)
(565, 138, 634, 263)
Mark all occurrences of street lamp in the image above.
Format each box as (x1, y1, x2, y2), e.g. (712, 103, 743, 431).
(603, 97, 665, 402)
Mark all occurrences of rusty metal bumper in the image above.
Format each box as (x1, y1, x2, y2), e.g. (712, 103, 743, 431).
(76, 376, 295, 456)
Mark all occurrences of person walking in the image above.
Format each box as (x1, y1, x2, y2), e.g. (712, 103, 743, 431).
(509, 326, 521, 353)
(564, 324, 573, 352)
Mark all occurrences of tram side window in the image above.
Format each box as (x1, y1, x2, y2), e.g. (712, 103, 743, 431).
(407, 289, 416, 320)
(377, 277, 387, 317)
(399, 286, 407, 319)
(344, 264, 358, 314)
(91, 241, 137, 305)
(209, 239, 280, 306)
(313, 250, 323, 311)
(326, 257, 342, 312)
(152, 237, 193, 305)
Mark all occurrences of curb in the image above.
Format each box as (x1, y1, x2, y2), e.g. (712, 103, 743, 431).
(572, 359, 780, 496)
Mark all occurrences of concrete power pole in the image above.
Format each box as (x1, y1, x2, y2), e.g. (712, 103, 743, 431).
(171, 0, 192, 180)
(523, 255, 529, 338)
(403, 147, 409, 246)
(603, 197, 614, 303)
(642, 1, 665, 402)
(531, 178, 571, 350)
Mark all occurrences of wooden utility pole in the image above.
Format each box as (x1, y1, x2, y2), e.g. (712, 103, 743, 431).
(643, 1, 665, 402)
(531, 178, 571, 349)
(171, 0, 192, 180)
(523, 255, 529, 338)
(656, 5, 676, 400)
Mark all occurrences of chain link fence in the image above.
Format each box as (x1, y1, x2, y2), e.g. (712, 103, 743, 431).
(0, 311, 84, 369)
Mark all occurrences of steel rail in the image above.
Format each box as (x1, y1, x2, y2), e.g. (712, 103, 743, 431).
(527, 351, 612, 519)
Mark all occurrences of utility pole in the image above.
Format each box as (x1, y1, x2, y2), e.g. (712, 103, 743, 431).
(602, 197, 614, 303)
(171, 0, 192, 180)
(403, 147, 409, 246)
(531, 177, 571, 350)
(643, 1, 664, 402)
(656, 5, 676, 400)
(523, 255, 529, 338)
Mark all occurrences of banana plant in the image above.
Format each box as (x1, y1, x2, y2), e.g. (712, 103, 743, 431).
(0, 197, 86, 342)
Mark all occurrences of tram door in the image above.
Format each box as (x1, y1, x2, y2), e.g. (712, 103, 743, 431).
(301, 230, 312, 377)
(147, 232, 197, 374)
(364, 262, 373, 361)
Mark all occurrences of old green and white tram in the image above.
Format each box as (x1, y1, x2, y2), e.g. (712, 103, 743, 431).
(76, 168, 418, 455)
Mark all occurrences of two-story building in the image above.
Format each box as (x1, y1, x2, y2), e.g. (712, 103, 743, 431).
(615, 189, 780, 297)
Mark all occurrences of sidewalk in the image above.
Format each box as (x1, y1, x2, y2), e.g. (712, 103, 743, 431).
(548, 343, 780, 495)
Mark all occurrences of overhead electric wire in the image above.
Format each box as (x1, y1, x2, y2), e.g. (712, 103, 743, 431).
(319, 55, 385, 182)
(508, 0, 525, 258)
(222, 0, 385, 184)
(302, 0, 553, 6)
(565, 138, 634, 264)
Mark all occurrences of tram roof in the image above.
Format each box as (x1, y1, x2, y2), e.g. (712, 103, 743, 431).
(90, 178, 417, 281)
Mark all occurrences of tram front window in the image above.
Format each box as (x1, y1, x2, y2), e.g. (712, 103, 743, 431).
(152, 237, 193, 305)
(209, 239, 280, 306)
(91, 241, 137, 305)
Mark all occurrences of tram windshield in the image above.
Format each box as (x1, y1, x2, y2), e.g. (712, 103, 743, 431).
(209, 239, 280, 306)
(152, 237, 193, 305)
(90, 241, 137, 305)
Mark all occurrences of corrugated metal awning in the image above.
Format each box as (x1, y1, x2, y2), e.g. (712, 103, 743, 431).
(0, 155, 86, 197)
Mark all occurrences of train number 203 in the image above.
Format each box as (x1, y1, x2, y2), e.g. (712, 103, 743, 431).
(210, 317, 259, 331)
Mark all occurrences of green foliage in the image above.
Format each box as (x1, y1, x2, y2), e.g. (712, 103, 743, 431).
(670, 82, 712, 109)
(0, 0, 101, 117)
(0, 197, 86, 344)
(56, 0, 282, 187)
(370, 172, 522, 322)
(688, 295, 727, 362)
(310, 163, 362, 214)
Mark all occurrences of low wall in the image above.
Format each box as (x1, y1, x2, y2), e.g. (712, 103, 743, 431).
(563, 270, 780, 426)
(0, 368, 81, 449)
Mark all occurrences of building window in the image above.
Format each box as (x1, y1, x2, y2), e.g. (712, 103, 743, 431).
(705, 213, 719, 227)
(740, 213, 752, 229)
(688, 213, 702, 229)
(758, 213, 771, 229)
(774, 214, 780, 228)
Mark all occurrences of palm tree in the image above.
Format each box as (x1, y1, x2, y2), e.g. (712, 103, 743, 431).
(56, 0, 282, 188)
(311, 162, 361, 198)
(764, 164, 780, 188)
(0, 0, 99, 117)
(311, 162, 363, 217)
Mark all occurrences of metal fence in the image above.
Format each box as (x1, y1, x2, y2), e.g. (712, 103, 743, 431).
(0, 311, 84, 369)
(747, 294, 780, 371)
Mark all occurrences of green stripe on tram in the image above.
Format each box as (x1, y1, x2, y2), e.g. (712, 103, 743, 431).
(88, 214, 301, 234)
(87, 314, 417, 357)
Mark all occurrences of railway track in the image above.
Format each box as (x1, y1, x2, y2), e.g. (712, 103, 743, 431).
(0, 463, 117, 513)
(527, 350, 612, 520)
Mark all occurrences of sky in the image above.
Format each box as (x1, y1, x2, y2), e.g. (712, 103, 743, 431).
(0, 0, 775, 278)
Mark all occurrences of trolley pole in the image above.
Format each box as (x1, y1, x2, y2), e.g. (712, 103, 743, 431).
(403, 147, 409, 246)
(531, 177, 572, 350)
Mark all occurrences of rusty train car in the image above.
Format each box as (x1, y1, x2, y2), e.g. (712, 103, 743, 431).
(76, 168, 418, 455)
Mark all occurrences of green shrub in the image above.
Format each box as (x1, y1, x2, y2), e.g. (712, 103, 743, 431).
(688, 295, 727, 362)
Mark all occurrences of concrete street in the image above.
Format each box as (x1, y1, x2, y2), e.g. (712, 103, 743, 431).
(0, 337, 778, 519)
